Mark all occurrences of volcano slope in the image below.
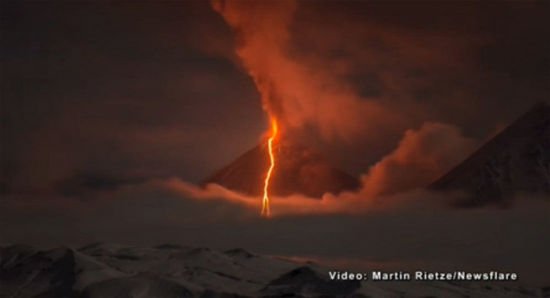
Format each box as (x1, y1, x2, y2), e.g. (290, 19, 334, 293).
(431, 102, 550, 206)
(204, 141, 360, 198)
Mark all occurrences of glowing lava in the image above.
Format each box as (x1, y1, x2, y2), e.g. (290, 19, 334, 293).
(261, 118, 278, 217)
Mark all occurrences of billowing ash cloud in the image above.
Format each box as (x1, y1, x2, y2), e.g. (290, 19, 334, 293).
(211, 0, 398, 141)
(204, 1, 486, 215)
(361, 122, 477, 198)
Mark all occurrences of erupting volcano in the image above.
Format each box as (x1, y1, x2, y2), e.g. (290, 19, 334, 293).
(204, 110, 360, 215)
(209, 0, 361, 215)
(203, 138, 360, 202)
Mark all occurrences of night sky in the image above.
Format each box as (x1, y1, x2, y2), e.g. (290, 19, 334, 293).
(1, 0, 550, 285)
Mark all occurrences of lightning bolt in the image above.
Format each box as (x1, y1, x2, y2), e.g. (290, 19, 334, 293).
(261, 117, 278, 217)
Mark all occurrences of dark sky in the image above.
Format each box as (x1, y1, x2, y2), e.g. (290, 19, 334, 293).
(1, 1, 264, 192)
(1, 1, 550, 284)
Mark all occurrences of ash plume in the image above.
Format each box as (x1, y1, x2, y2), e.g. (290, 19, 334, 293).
(211, 0, 397, 141)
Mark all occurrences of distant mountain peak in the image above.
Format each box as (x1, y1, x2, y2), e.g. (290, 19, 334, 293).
(224, 248, 255, 258)
(431, 102, 550, 206)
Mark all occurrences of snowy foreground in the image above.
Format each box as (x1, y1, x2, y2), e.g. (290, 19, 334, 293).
(0, 244, 546, 298)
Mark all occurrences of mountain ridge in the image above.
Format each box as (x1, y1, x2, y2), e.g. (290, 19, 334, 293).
(1, 244, 545, 298)
(431, 102, 550, 206)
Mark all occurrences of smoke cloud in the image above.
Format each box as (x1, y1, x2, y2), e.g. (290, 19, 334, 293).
(204, 1, 482, 215)
(361, 122, 477, 198)
(212, 0, 398, 141)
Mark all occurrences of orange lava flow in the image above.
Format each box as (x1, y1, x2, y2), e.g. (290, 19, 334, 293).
(261, 118, 278, 217)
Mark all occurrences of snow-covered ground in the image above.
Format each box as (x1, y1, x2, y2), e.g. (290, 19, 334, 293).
(1, 243, 546, 297)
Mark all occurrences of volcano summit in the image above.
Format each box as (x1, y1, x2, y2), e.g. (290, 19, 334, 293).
(431, 102, 550, 206)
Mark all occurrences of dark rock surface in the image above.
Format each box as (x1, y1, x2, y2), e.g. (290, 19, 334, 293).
(431, 102, 550, 206)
